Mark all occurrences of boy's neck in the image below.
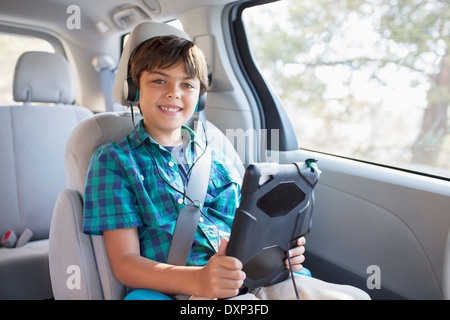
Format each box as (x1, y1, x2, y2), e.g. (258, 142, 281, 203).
(144, 125, 183, 147)
(160, 134, 183, 147)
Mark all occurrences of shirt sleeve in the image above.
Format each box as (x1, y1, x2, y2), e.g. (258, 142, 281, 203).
(83, 144, 143, 235)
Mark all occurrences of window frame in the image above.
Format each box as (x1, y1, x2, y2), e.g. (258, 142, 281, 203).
(0, 23, 65, 56)
(228, 0, 299, 152)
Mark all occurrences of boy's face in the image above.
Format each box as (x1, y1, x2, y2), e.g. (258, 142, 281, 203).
(137, 62, 201, 145)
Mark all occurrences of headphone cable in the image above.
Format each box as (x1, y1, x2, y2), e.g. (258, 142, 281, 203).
(130, 104, 221, 251)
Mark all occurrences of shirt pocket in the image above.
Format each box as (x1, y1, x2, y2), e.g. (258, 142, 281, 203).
(127, 163, 173, 224)
(209, 164, 240, 198)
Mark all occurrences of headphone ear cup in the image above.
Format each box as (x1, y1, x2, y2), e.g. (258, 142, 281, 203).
(196, 93, 206, 112)
(124, 78, 139, 103)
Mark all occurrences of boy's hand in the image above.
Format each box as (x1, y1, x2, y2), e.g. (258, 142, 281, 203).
(200, 238, 246, 299)
(285, 236, 306, 272)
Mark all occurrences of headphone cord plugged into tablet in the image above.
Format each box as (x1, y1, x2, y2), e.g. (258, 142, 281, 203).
(287, 188, 316, 301)
(130, 104, 221, 250)
(287, 254, 300, 300)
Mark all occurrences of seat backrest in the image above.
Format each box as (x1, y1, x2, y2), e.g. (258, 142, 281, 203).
(50, 112, 139, 300)
(50, 112, 244, 299)
(49, 22, 244, 300)
(0, 51, 93, 241)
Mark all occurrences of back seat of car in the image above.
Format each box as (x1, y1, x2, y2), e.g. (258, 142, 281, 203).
(0, 51, 93, 299)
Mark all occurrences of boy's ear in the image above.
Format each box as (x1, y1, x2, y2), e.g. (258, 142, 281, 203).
(124, 78, 139, 103)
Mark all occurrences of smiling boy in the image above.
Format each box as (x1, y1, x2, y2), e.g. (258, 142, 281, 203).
(83, 34, 369, 300)
(83, 35, 252, 299)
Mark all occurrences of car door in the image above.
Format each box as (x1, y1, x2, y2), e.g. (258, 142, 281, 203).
(227, 0, 450, 300)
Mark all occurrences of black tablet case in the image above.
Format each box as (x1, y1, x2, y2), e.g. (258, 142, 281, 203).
(226, 160, 320, 291)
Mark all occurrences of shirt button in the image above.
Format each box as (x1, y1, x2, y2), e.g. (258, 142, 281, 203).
(177, 198, 183, 204)
(199, 217, 204, 223)
(168, 161, 174, 167)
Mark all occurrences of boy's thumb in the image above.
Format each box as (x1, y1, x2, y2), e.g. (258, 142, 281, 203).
(217, 237, 229, 256)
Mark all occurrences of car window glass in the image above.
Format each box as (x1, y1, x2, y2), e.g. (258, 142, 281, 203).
(243, 0, 450, 179)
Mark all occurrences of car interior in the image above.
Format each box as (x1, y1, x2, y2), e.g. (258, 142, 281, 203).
(0, 0, 449, 300)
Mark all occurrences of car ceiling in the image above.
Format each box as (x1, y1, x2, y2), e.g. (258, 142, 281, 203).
(0, 0, 234, 47)
(0, 0, 238, 110)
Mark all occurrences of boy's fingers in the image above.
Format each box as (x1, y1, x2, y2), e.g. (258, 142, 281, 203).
(217, 237, 229, 256)
(218, 255, 244, 271)
(298, 236, 306, 246)
(215, 238, 245, 281)
(285, 253, 305, 269)
(217, 268, 246, 282)
(288, 244, 305, 257)
(217, 288, 241, 299)
(289, 254, 305, 265)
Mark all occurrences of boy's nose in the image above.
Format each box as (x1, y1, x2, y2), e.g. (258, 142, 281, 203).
(166, 85, 181, 99)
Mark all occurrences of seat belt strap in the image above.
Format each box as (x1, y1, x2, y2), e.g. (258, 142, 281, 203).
(93, 55, 116, 111)
(99, 67, 115, 111)
(167, 111, 211, 266)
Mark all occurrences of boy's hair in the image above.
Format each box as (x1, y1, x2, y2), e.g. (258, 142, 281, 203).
(129, 35, 208, 97)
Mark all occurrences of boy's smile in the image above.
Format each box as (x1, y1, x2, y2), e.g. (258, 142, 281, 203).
(158, 105, 183, 113)
(137, 62, 200, 146)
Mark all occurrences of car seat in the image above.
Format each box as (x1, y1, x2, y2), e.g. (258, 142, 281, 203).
(48, 22, 245, 300)
(0, 51, 93, 299)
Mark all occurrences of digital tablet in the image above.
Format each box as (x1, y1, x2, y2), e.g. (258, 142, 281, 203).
(225, 159, 321, 291)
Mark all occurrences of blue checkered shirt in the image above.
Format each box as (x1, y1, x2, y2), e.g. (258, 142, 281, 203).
(83, 119, 241, 266)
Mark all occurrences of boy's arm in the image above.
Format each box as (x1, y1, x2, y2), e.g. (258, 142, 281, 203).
(103, 227, 245, 299)
(103, 227, 203, 296)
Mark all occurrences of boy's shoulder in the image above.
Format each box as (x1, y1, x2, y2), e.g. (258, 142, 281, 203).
(92, 134, 133, 162)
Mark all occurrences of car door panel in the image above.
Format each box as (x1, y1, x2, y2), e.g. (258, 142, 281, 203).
(278, 149, 450, 299)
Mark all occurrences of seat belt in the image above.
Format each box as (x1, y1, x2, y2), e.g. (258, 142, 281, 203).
(92, 55, 116, 111)
(167, 111, 211, 266)
(99, 66, 115, 111)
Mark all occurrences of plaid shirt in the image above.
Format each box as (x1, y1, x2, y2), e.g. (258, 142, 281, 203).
(83, 119, 241, 266)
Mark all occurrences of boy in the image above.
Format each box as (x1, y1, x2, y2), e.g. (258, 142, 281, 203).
(83, 35, 369, 300)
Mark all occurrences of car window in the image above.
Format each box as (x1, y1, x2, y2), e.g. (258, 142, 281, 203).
(0, 34, 55, 105)
(242, 0, 449, 180)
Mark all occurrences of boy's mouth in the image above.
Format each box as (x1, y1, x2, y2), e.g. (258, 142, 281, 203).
(158, 105, 183, 113)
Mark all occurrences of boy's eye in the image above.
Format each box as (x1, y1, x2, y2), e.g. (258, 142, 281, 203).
(153, 79, 165, 84)
(183, 83, 195, 89)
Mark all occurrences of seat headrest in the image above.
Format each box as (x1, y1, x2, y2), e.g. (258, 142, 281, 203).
(113, 22, 190, 106)
(13, 51, 75, 104)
